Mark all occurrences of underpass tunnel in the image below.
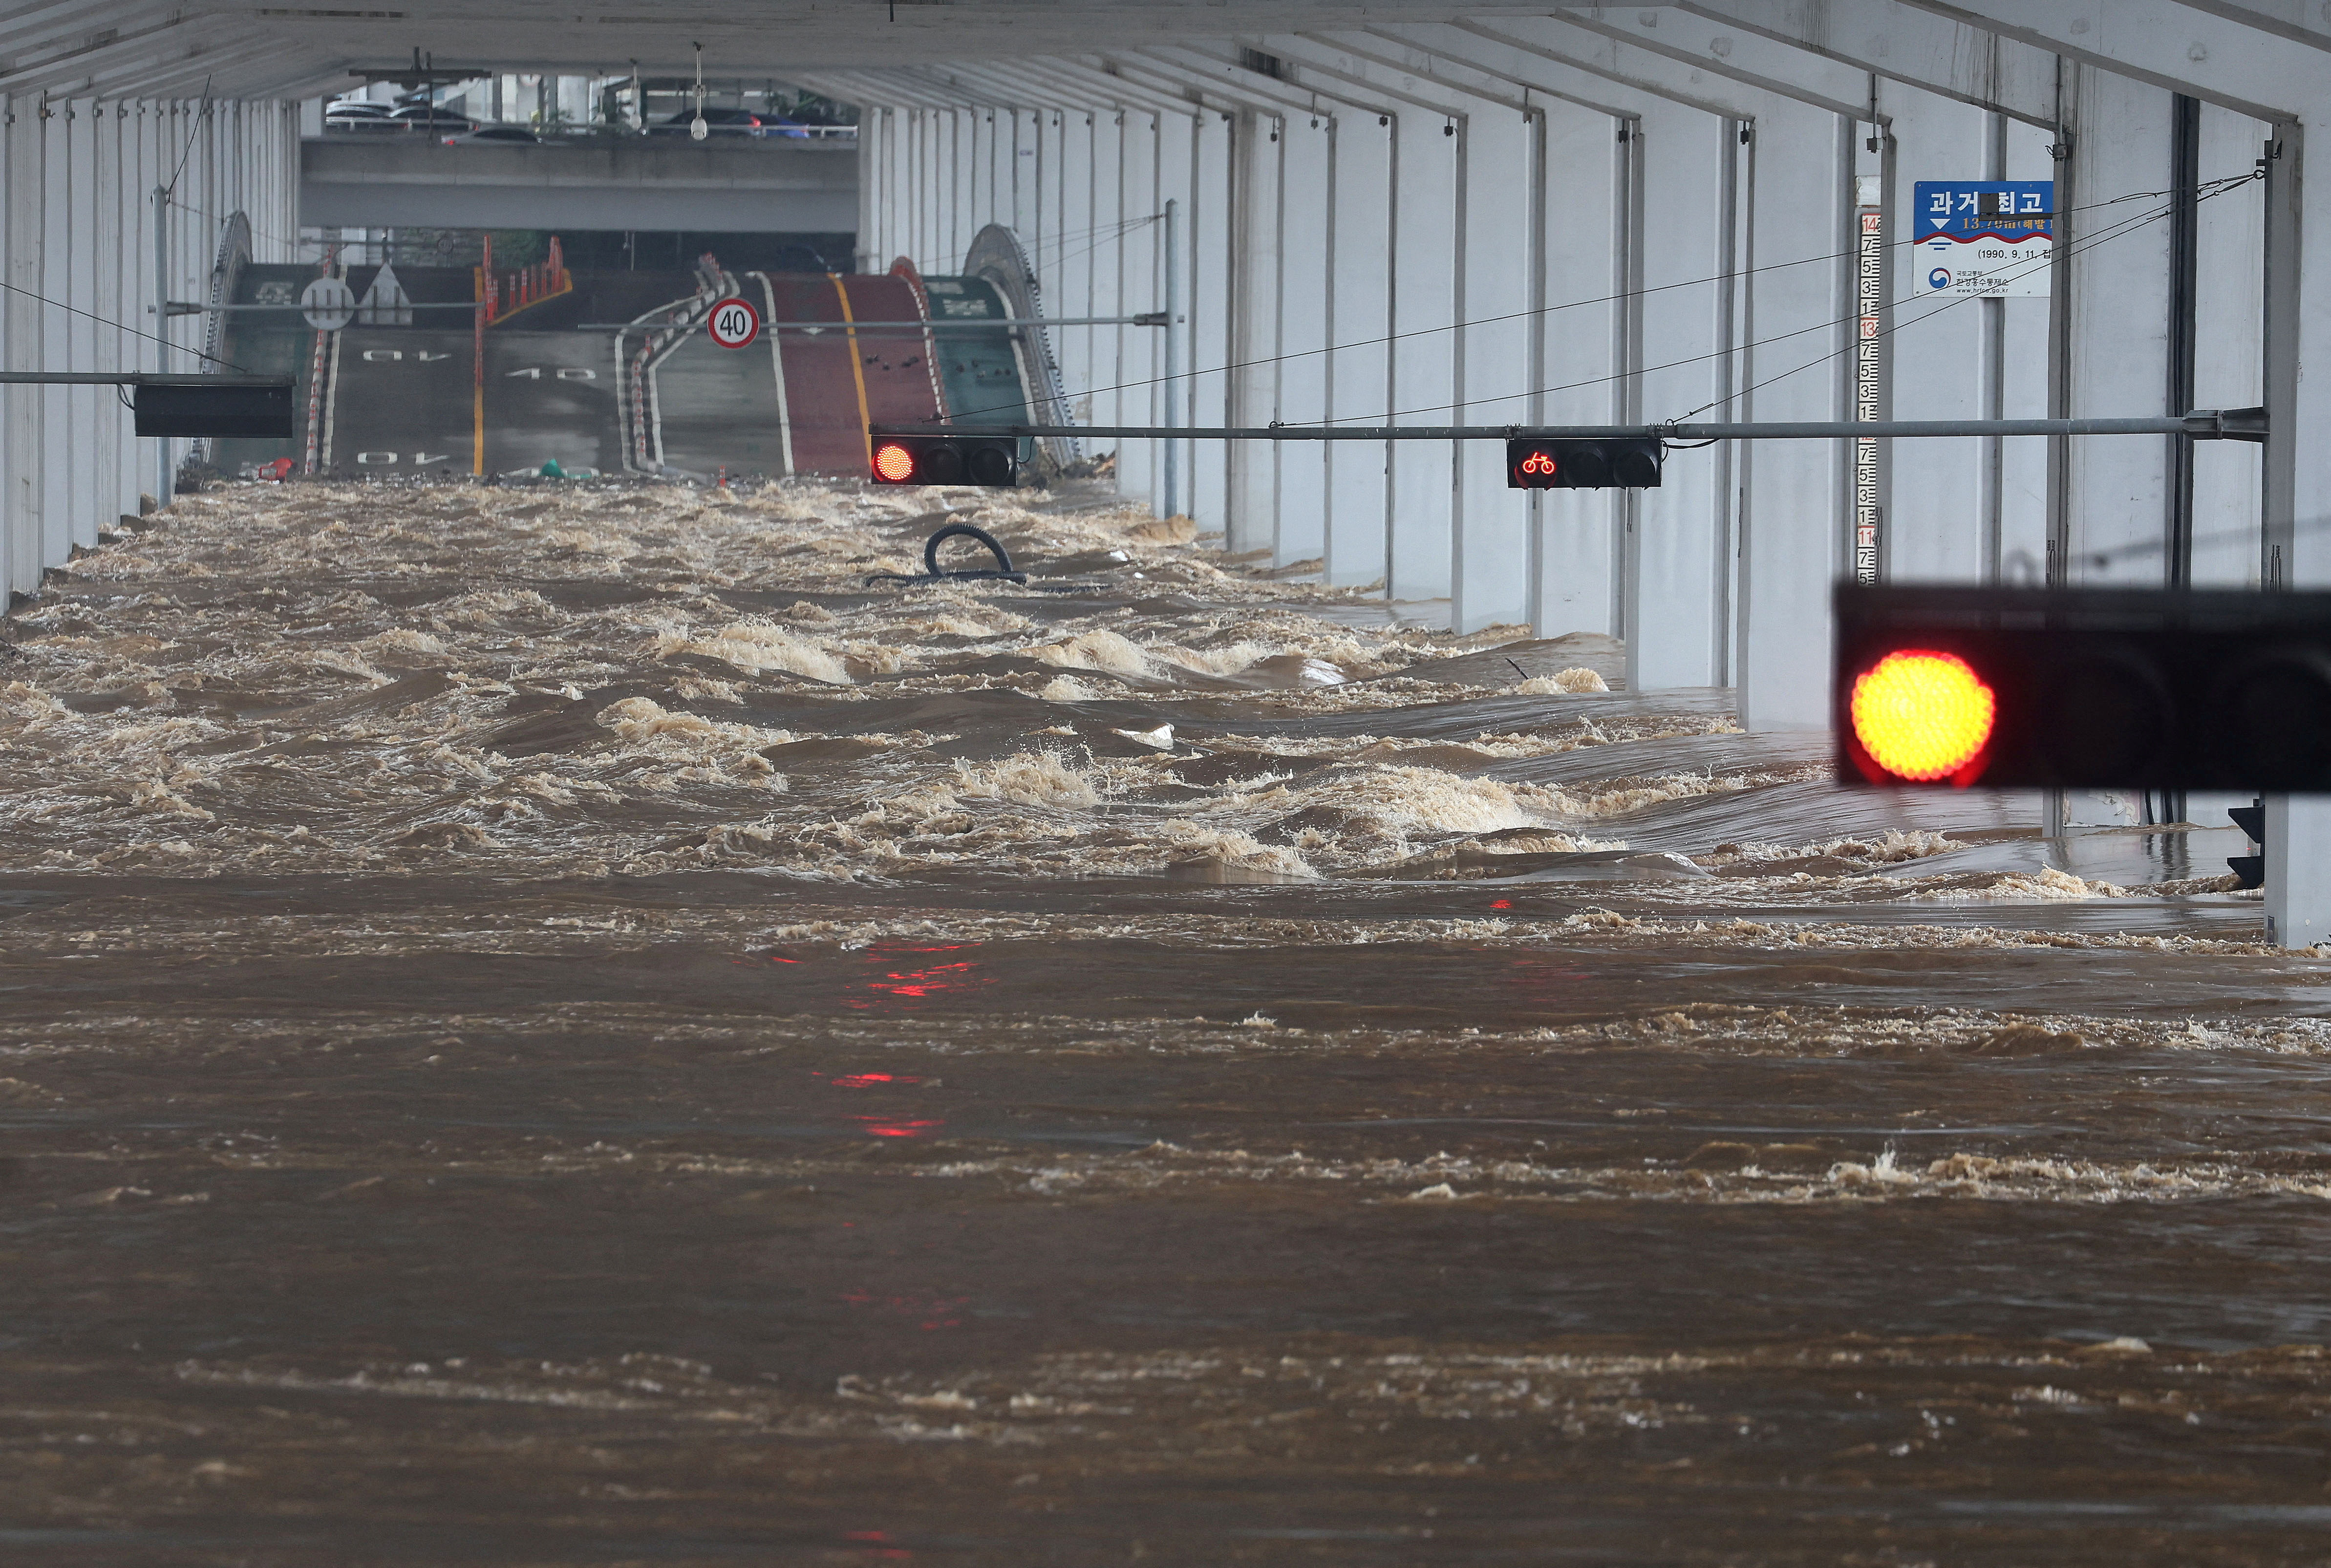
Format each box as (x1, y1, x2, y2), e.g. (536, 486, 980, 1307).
(208, 238, 1050, 486)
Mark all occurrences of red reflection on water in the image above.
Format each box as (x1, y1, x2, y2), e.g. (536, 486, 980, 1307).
(839, 1289, 968, 1331)
(1490, 899, 1513, 910)
(842, 945, 996, 1012)
(853, 1116, 942, 1139)
(831, 1072, 919, 1088)
(843, 1529, 910, 1561)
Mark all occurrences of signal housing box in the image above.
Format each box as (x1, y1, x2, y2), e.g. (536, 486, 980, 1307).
(1506, 436, 1663, 490)
(133, 381, 296, 439)
(870, 434, 1022, 488)
(1836, 583, 2331, 790)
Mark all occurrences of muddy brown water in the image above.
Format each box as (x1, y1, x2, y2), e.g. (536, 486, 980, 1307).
(1, 480, 2326, 1564)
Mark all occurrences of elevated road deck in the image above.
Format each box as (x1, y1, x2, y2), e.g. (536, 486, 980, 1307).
(300, 137, 857, 233)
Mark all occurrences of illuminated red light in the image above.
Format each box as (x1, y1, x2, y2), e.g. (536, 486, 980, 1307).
(1518, 449, 1557, 478)
(872, 442, 917, 482)
(1850, 648, 1997, 782)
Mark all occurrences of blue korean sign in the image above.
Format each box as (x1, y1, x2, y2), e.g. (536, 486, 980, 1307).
(1914, 180, 2053, 298)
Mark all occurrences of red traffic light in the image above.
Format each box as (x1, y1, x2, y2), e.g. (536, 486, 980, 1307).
(1847, 648, 1996, 783)
(869, 435, 1020, 487)
(1835, 584, 2331, 791)
(1507, 437, 1662, 490)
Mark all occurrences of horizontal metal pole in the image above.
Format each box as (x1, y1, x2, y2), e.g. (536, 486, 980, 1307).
(871, 409, 2266, 442)
(169, 301, 481, 315)
(0, 372, 294, 387)
(573, 316, 1159, 332)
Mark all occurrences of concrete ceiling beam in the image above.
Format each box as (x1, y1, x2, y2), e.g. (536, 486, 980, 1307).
(1896, 0, 2305, 120)
(1122, 44, 1399, 122)
(1549, 7, 1881, 120)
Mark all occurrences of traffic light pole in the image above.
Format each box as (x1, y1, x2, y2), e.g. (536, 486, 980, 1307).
(870, 410, 2267, 443)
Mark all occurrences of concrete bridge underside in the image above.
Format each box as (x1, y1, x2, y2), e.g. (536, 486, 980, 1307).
(299, 138, 861, 233)
(4, 1, 2331, 929)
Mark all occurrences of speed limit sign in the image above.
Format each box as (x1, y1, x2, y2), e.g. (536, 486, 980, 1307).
(706, 296, 761, 349)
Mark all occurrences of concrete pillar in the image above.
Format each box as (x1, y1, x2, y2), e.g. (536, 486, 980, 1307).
(42, 97, 72, 564)
(1154, 109, 1195, 519)
(65, 99, 98, 550)
(1324, 111, 1392, 587)
(1187, 110, 1235, 537)
(1387, 113, 1457, 603)
(1881, 87, 1992, 583)
(1088, 110, 1125, 439)
(2189, 101, 2267, 588)
(1227, 108, 1282, 554)
(2000, 118, 2058, 586)
(1451, 107, 1537, 633)
(1625, 100, 1732, 693)
(1113, 110, 1159, 508)
(2265, 117, 2329, 945)
(94, 100, 124, 519)
(1531, 100, 1627, 640)
(6, 96, 48, 597)
(1734, 101, 1854, 730)
(1058, 112, 1097, 417)
(2059, 68, 2175, 591)
(1272, 112, 1329, 563)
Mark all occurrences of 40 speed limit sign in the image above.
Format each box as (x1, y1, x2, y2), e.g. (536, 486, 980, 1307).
(706, 296, 761, 349)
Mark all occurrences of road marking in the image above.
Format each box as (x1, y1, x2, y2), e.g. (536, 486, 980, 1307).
(830, 272, 873, 468)
(749, 272, 795, 477)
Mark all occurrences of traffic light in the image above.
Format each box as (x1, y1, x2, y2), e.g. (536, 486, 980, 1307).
(133, 380, 296, 438)
(870, 435, 1020, 487)
(1506, 436, 1663, 490)
(1836, 584, 2331, 790)
(2229, 798, 2265, 889)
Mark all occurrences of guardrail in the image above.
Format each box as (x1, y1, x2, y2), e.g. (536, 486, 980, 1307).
(318, 121, 857, 144)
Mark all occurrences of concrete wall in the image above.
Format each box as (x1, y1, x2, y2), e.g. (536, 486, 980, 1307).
(0, 96, 301, 598)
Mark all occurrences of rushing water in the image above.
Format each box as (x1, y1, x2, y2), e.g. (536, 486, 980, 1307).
(0, 477, 2325, 1564)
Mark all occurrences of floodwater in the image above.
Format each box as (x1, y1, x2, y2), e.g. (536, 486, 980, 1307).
(2, 477, 2328, 1565)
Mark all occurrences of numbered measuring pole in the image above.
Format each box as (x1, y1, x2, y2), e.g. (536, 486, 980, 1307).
(706, 297, 761, 350)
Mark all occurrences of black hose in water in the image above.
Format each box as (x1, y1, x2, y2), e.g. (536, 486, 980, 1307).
(866, 521, 1029, 585)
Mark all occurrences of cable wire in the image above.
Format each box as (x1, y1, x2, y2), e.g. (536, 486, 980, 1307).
(1667, 171, 2259, 426)
(1294, 173, 2235, 429)
(941, 170, 2262, 426)
(0, 277, 256, 375)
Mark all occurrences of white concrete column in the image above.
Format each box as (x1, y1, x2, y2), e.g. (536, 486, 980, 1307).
(1114, 109, 1160, 508)
(5, 96, 48, 597)
(1227, 108, 1283, 553)
(1735, 100, 1853, 731)
(1452, 106, 1536, 632)
(94, 100, 125, 520)
(1324, 111, 1392, 587)
(1154, 108, 1196, 519)
(1187, 110, 1235, 536)
(1625, 100, 1732, 693)
(2059, 67, 2175, 589)
(1881, 86, 1993, 583)
(1387, 113, 1457, 603)
(1272, 112, 1330, 563)
(1057, 111, 1097, 410)
(2190, 101, 2267, 588)
(2000, 117, 2058, 586)
(1531, 101, 1627, 639)
(42, 97, 72, 563)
